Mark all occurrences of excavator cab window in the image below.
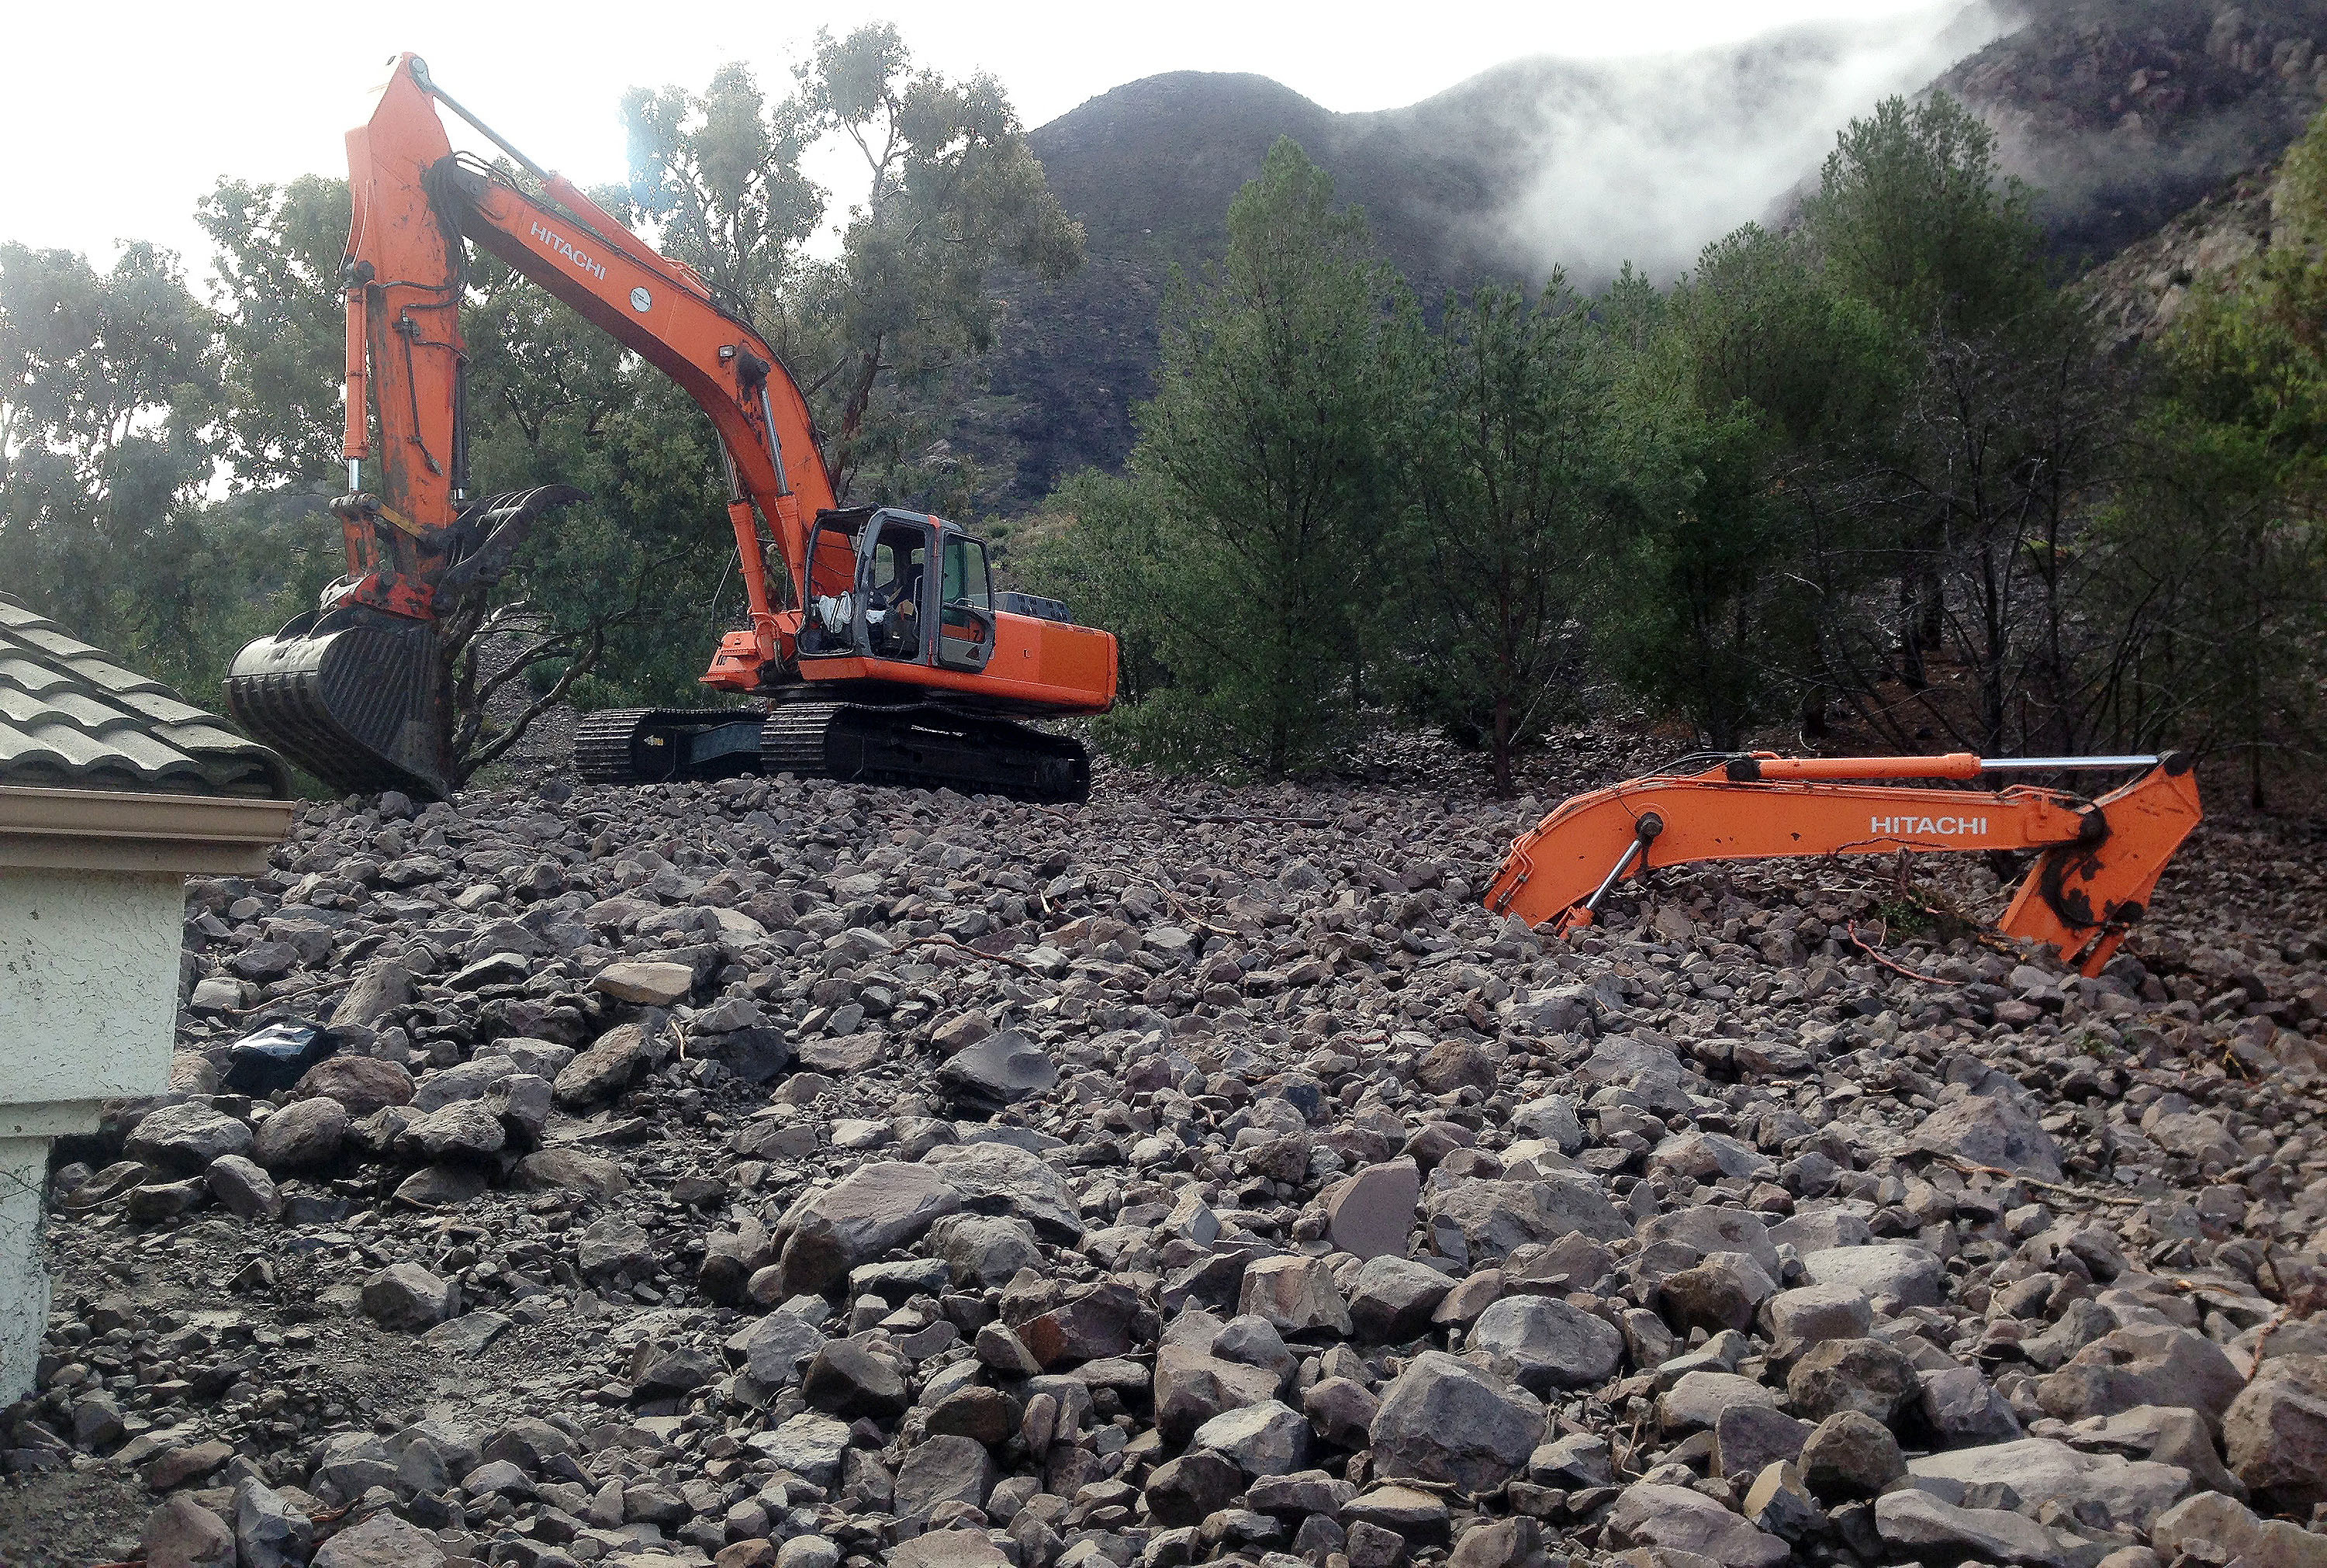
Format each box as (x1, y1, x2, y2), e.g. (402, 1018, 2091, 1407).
(937, 533, 996, 673)
(864, 517, 931, 663)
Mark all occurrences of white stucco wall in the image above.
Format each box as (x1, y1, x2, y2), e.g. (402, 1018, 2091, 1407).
(0, 1137, 50, 1404)
(0, 866, 187, 1124)
(0, 866, 188, 1402)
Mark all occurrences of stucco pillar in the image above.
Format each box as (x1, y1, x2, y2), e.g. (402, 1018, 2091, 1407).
(0, 789, 295, 1404)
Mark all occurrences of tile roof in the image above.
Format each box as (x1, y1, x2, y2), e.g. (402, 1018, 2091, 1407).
(0, 596, 291, 798)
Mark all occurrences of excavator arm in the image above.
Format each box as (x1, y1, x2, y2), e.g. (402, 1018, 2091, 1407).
(1483, 751, 2204, 976)
(228, 54, 836, 796)
(339, 53, 833, 652)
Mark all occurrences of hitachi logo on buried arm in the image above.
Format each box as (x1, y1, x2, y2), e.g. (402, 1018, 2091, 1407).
(529, 220, 607, 281)
(1871, 814, 1988, 836)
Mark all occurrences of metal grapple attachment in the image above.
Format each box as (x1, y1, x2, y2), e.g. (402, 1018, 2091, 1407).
(226, 606, 450, 800)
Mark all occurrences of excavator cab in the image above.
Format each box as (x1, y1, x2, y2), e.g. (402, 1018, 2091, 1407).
(802, 507, 995, 674)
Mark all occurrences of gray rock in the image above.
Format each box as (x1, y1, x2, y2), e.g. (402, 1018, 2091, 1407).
(1907, 1438, 2194, 1532)
(2150, 1490, 2327, 1568)
(575, 1216, 655, 1282)
(1348, 1255, 1454, 1341)
(1605, 1482, 1789, 1568)
(1467, 1293, 1624, 1393)
(1762, 1283, 1872, 1349)
(142, 1495, 233, 1568)
(1324, 1158, 1419, 1260)
(731, 1311, 825, 1388)
(1371, 1350, 1547, 1492)
(2223, 1353, 2327, 1513)
(1193, 1398, 1312, 1476)
(252, 1097, 347, 1171)
(2038, 1324, 2246, 1434)
(206, 1154, 279, 1220)
(1429, 1173, 1630, 1259)
(1873, 1487, 2064, 1566)
(894, 1434, 997, 1520)
(1637, 1204, 1779, 1273)
(747, 1412, 852, 1486)
(921, 1141, 1082, 1242)
(1660, 1370, 1785, 1433)
(1713, 1404, 1814, 1480)
(126, 1102, 251, 1173)
(359, 1262, 458, 1329)
(1239, 1254, 1351, 1336)
(312, 1512, 448, 1568)
(1799, 1243, 1947, 1308)
(1789, 1337, 1923, 1425)
(1918, 1365, 2023, 1447)
(1910, 1090, 2065, 1182)
(409, 1055, 517, 1112)
(232, 1477, 312, 1568)
(927, 1213, 1043, 1286)
(937, 1028, 1057, 1110)
(776, 1161, 964, 1291)
(1799, 1411, 1906, 1499)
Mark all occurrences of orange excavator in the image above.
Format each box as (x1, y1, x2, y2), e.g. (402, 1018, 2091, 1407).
(226, 55, 1115, 803)
(1484, 752, 2204, 976)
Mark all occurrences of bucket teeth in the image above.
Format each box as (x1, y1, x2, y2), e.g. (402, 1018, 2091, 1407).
(226, 608, 450, 799)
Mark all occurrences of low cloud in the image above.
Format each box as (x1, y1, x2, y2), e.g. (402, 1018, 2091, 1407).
(1464, 2, 2018, 285)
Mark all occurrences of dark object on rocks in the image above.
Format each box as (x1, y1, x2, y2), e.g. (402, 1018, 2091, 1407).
(220, 1018, 341, 1096)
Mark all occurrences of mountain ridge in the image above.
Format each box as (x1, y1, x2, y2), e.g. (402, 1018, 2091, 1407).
(962, 1, 2327, 515)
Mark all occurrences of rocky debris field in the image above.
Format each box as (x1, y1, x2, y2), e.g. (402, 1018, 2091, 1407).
(9, 737, 2327, 1568)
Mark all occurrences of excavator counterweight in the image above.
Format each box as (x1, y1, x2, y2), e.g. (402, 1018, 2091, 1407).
(1484, 751, 2204, 976)
(226, 54, 1115, 802)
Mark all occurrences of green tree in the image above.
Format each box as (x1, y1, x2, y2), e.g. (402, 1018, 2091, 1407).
(625, 27, 1083, 506)
(1388, 278, 1612, 793)
(196, 174, 352, 485)
(1087, 139, 1407, 776)
(0, 241, 230, 690)
(1599, 226, 1891, 748)
(1801, 93, 2046, 339)
(622, 64, 821, 319)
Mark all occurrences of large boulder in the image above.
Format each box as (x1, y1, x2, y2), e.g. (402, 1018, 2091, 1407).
(2223, 1353, 2327, 1513)
(1370, 1351, 1547, 1493)
(1605, 1483, 1789, 1568)
(126, 1103, 251, 1173)
(775, 1162, 963, 1294)
(2038, 1324, 2246, 1434)
(1909, 1090, 2064, 1182)
(1467, 1294, 1624, 1394)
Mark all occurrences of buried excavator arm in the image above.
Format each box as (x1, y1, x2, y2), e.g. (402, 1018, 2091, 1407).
(229, 54, 835, 796)
(1482, 752, 2204, 976)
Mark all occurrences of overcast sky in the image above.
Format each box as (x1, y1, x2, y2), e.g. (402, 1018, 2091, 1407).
(5, 0, 1971, 273)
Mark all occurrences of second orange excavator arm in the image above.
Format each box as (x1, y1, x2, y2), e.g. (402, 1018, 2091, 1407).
(1482, 752, 2203, 976)
(337, 54, 835, 677)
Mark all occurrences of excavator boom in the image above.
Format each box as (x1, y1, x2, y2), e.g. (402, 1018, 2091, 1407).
(1484, 752, 2203, 976)
(227, 54, 1113, 802)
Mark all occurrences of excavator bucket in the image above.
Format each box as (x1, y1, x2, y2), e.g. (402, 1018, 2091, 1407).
(226, 606, 451, 800)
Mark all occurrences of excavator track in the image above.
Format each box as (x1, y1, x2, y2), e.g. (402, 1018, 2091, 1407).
(572, 708, 766, 786)
(572, 701, 1088, 803)
(764, 701, 1090, 804)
